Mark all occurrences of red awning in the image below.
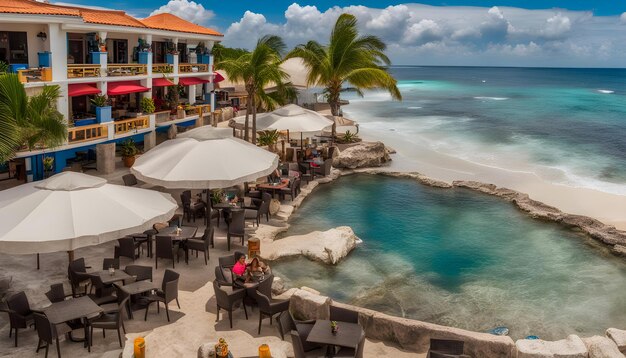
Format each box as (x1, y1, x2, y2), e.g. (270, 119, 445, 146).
(152, 78, 174, 87)
(179, 77, 210, 86)
(68, 83, 101, 97)
(107, 81, 149, 96)
(213, 72, 225, 83)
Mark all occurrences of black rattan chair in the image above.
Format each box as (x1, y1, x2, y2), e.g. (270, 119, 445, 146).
(102, 258, 120, 270)
(154, 235, 179, 269)
(3, 291, 36, 347)
(88, 296, 130, 348)
(186, 227, 213, 265)
(253, 283, 290, 334)
(181, 190, 205, 223)
(33, 312, 71, 358)
(144, 269, 180, 322)
(427, 339, 469, 358)
(213, 280, 247, 328)
(114, 237, 141, 262)
(122, 174, 138, 186)
(45, 284, 71, 303)
(330, 305, 359, 325)
(124, 265, 152, 282)
(279, 178, 300, 201)
(68, 258, 91, 297)
(226, 209, 246, 251)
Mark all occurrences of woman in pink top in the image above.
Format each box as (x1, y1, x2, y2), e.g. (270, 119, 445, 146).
(232, 252, 247, 277)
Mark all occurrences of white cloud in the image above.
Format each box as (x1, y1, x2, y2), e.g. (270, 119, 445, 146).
(222, 3, 626, 67)
(149, 0, 214, 25)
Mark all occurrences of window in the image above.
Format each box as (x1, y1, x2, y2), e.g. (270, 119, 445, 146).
(0, 31, 28, 64)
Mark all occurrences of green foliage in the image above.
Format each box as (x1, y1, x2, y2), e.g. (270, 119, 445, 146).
(90, 94, 109, 107)
(0, 74, 23, 161)
(21, 85, 67, 151)
(285, 13, 401, 118)
(119, 139, 139, 158)
(257, 130, 280, 146)
(212, 43, 249, 63)
(216, 35, 289, 143)
(337, 130, 361, 144)
(140, 97, 155, 114)
(210, 189, 224, 205)
(0, 61, 8, 74)
(43, 156, 54, 171)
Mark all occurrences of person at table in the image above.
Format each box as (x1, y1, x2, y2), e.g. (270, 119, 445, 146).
(267, 168, 282, 184)
(232, 252, 248, 281)
(246, 257, 271, 282)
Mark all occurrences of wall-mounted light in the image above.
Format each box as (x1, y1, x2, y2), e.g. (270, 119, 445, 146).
(37, 32, 47, 41)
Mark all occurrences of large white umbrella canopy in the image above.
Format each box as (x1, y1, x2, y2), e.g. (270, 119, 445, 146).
(0, 172, 178, 255)
(232, 104, 334, 135)
(131, 127, 279, 189)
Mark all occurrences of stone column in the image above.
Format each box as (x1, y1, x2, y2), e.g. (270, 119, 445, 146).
(96, 143, 116, 174)
(143, 131, 156, 151)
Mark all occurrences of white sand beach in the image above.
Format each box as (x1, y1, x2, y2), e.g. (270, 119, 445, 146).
(357, 127, 626, 231)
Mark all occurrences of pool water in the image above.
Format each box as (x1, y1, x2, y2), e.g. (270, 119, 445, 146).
(272, 174, 626, 339)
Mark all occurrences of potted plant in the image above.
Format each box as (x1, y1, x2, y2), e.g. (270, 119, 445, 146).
(43, 156, 54, 178)
(90, 94, 112, 123)
(138, 39, 152, 64)
(166, 43, 179, 64)
(330, 321, 339, 334)
(258, 130, 280, 152)
(140, 97, 155, 115)
(119, 139, 139, 167)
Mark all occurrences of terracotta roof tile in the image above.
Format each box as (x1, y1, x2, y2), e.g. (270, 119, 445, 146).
(77, 8, 147, 28)
(0, 0, 80, 17)
(141, 13, 223, 37)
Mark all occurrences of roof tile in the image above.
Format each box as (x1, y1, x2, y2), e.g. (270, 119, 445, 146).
(141, 13, 223, 37)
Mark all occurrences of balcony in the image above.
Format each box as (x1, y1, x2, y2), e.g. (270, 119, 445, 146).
(67, 64, 101, 78)
(179, 63, 209, 73)
(152, 63, 173, 74)
(17, 68, 53, 84)
(114, 116, 150, 135)
(68, 124, 108, 144)
(107, 64, 147, 77)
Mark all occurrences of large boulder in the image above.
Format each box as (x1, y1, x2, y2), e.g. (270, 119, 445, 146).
(333, 141, 391, 169)
(607, 328, 626, 353)
(516, 335, 588, 358)
(582, 336, 625, 358)
(259, 226, 360, 265)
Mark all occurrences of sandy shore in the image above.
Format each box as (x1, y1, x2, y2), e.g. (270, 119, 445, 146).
(357, 126, 626, 231)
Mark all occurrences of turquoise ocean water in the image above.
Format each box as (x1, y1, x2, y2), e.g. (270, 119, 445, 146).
(273, 175, 626, 340)
(274, 67, 626, 339)
(341, 66, 626, 195)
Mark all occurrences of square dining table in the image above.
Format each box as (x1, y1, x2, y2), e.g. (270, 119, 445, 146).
(43, 296, 103, 349)
(156, 226, 198, 263)
(307, 319, 363, 357)
(119, 280, 160, 319)
(93, 269, 132, 285)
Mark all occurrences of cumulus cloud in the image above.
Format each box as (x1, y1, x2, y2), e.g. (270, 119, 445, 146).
(222, 3, 626, 67)
(149, 0, 214, 25)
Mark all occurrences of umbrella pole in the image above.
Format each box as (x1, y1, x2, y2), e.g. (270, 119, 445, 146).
(36, 253, 40, 270)
(67, 250, 74, 263)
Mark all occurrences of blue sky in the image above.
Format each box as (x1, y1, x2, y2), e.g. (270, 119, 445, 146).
(55, 0, 626, 67)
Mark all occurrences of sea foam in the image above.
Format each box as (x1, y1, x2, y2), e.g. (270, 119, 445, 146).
(597, 89, 614, 94)
(474, 96, 509, 101)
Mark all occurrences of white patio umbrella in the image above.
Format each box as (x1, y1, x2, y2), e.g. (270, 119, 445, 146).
(0, 172, 178, 257)
(232, 104, 334, 135)
(131, 127, 279, 189)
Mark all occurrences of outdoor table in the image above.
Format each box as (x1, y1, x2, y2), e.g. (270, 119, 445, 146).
(93, 270, 132, 285)
(43, 296, 103, 349)
(120, 280, 159, 319)
(307, 319, 364, 357)
(257, 179, 290, 198)
(213, 203, 244, 227)
(156, 226, 198, 263)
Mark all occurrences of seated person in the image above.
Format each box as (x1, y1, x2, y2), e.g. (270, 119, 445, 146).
(246, 257, 271, 282)
(267, 168, 281, 184)
(232, 252, 248, 281)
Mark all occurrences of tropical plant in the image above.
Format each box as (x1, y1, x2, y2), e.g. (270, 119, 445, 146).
(0, 74, 23, 162)
(257, 130, 280, 146)
(216, 35, 290, 144)
(20, 85, 67, 151)
(140, 97, 155, 114)
(212, 43, 248, 64)
(286, 13, 402, 135)
(119, 139, 139, 158)
(90, 94, 109, 107)
(0, 61, 8, 74)
(43, 156, 54, 171)
(195, 41, 206, 54)
(337, 130, 361, 144)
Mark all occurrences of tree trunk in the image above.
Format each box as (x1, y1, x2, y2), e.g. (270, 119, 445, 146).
(244, 95, 251, 142)
(251, 96, 257, 144)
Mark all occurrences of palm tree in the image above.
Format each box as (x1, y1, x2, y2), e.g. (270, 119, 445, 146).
(216, 35, 289, 144)
(286, 13, 402, 135)
(0, 73, 66, 163)
(0, 74, 26, 162)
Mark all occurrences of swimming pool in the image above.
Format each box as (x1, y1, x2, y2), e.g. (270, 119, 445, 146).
(271, 174, 626, 340)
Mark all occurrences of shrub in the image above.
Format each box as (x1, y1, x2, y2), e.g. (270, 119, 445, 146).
(140, 97, 155, 114)
(90, 94, 109, 107)
(119, 139, 139, 158)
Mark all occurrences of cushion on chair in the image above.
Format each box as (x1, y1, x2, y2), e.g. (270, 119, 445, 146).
(296, 322, 321, 352)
